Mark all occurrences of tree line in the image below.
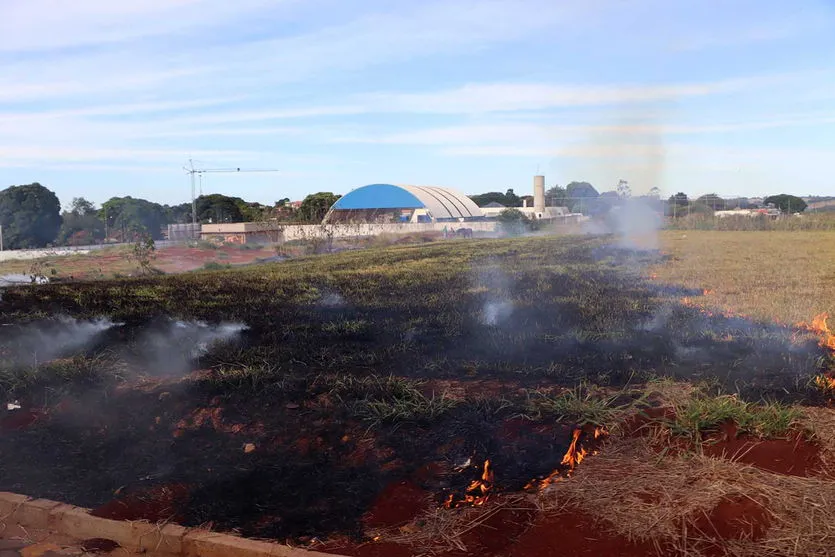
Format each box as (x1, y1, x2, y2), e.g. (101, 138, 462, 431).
(469, 181, 808, 217)
(0, 183, 341, 250)
(0, 180, 810, 250)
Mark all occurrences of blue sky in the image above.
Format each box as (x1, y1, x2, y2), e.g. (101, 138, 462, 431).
(1, 0, 833, 207)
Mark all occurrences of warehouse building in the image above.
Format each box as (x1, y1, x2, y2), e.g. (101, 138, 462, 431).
(322, 184, 483, 224)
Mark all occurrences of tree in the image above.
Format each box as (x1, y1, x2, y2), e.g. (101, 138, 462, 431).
(57, 197, 105, 246)
(545, 185, 567, 207)
(99, 197, 168, 241)
(69, 197, 96, 216)
(496, 208, 531, 236)
(697, 193, 725, 211)
(668, 192, 689, 206)
(469, 190, 523, 207)
(0, 183, 62, 249)
(565, 181, 600, 214)
(764, 194, 807, 214)
(195, 194, 246, 223)
(298, 192, 341, 223)
(666, 192, 689, 217)
(126, 235, 157, 274)
(164, 203, 193, 224)
(648, 187, 661, 199)
(616, 180, 632, 199)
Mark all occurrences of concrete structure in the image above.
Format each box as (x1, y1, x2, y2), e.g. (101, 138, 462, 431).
(167, 223, 201, 241)
(0, 491, 341, 557)
(201, 221, 499, 245)
(533, 175, 546, 214)
(323, 184, 483, 224)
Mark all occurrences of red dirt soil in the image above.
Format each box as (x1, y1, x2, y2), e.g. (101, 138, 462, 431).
(628, 410, 823, 477)
(362, 480, 432, 529)
(702, 422, 822, 477)
(90, 483, 190, 523)
(321, 504, 659, 557)
(692, 496, 771, 541)
(0, 409, 42, 432)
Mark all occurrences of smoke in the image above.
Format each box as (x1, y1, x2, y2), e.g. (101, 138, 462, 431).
(475, 263, 515, 327)
(132, 319, 248, 375)
(1, 317, 119, 365)
(317, 291, 347, 309)
(549, 105, 669, 252)
(611, 198, 664, 251)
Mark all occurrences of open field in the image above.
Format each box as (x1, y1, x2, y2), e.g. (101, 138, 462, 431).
(652, 230, 835, 324)
(2, 234, 835, 556)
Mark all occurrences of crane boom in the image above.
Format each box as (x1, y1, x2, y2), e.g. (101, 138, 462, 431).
(183, 159, 278, 227)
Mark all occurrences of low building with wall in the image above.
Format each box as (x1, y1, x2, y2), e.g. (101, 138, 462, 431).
(200, 221, 499, 244)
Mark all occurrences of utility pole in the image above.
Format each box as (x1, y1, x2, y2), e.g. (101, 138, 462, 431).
(0, 225, 3, 251)
(183, 160, 278, 227)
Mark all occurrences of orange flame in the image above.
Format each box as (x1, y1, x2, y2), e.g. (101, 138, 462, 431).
(560, 428, 587, 469)
(798, 313, 835, 352)
(525, 426, 605, 491)
(444, 459, 494, 508)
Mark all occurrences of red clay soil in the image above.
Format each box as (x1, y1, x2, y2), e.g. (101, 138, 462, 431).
(362, 479, 432, 529)
(322, 505, 659, 557)
(508, 510, 659, 557)
(701, 422, 822, 477)
(0, 409, 42, 432)
(691, 496, 771, 541)
(628, 410, 823, 477)
(90, 483, 190, 523)
(155, 246, 276, 274)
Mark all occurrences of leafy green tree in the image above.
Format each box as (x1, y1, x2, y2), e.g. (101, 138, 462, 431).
(496, 208, 532, 235)
(57, 197, 105, 246)
(564, 181, 600, 213)
(697, 193, 725, 210)
(545, 185, 567, 207)
(298, 192, 341, 223)
(164, 203, 193, 224)
(668, 192, 689, 206)
(99, 197, 168, 241)
(0, 183, 62, 249)
(195, 194, 246, 223)
(764, 194, 807, 214)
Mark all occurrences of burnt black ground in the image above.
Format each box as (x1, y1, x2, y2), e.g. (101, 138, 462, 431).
(0, 236, 830, 542)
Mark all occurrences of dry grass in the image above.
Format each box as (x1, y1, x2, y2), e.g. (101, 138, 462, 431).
(542, 435, 835, 557)
(651, 230, 835, 324)
(379, 495, 537, 555)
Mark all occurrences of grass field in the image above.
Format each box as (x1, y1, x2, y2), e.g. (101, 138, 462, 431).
(1, 233, 835, 556)
(652, 230, 835, 324)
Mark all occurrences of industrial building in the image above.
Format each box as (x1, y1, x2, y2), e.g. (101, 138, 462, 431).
(322, 184, 483, 224)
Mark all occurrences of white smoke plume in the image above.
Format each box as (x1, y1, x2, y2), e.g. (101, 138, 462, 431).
(134, 319, 248, 375)
(1, 317, 119, 364)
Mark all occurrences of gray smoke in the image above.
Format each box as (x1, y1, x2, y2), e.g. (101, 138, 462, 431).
(134, 320, 248, 375)
(1, 317, 119, 365)
(611, 198, 663, 251)
(475, 264, 515, 327)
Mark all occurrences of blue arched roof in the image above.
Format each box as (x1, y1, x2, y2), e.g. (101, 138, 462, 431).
(331, 184, 423, 210)
(329, 183, 482, 220)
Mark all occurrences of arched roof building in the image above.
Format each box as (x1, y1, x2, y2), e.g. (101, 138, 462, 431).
(322, 184, 483, 223)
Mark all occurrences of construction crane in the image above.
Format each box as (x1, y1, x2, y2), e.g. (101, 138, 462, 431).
(183, 159, 278, 226)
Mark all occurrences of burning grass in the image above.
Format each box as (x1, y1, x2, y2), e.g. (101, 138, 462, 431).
(2, 234, 835, 555)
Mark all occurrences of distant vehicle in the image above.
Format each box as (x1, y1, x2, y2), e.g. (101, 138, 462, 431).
(0, 274, 49, 286)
